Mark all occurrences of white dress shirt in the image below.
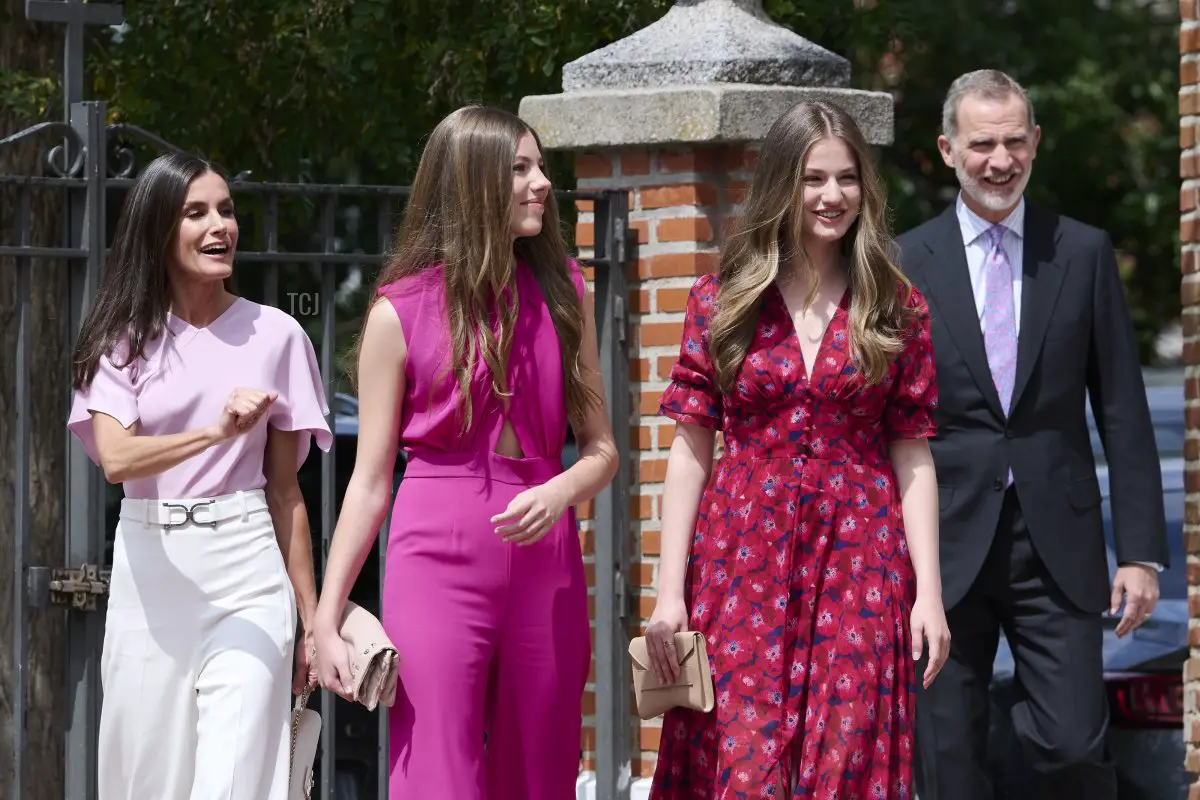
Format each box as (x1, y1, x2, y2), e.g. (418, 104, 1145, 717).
(956, 193, 1024, 334)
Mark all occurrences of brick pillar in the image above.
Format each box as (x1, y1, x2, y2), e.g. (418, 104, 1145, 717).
(571, 143, 757, 779)
(1184, 0, 1200, 790)
(520, 2, 893, 794)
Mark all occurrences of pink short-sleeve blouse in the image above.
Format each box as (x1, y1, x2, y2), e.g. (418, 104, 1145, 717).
(67, 297, 333, 500)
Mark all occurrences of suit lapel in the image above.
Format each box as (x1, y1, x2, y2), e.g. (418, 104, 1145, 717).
(917, 205, 1005, 419)
(1011, 203, 1066, 411)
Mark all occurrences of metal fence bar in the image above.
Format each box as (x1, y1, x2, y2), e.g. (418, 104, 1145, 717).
(232, 252, 385, 265)
(592, 190, 633, 800)
(317, 195, 339, 800)
(0, 247, 620, 270)
(0, 107, 633, 796)
(0, 246, 88, 259)
(0, 176, 89, 188)
(262, 193, 280, 307)
(0, 177, 598, 196)
(227, 182, 411, 197)
(64, 99, 108, 800)
(375, 198, 393, 800)
(11, 183, 33, 800)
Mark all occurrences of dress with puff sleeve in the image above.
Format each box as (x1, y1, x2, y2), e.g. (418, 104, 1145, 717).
(882, 287, 938, 442)
(658, 273, 724, 430)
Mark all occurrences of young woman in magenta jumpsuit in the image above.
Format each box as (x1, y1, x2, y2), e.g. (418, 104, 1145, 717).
(67, 152, 331, 799)
(643, 102, 952, 799)
(311, 106, 618, 799)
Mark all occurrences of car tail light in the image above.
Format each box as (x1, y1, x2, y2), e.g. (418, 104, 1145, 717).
(1105, 673, 1183, 729)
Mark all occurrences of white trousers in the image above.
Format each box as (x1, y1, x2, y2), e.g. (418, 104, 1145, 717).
(98, 489, 297, 800)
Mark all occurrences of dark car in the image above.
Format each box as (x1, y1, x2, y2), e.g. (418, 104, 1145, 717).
(985, 369, 1188, 799)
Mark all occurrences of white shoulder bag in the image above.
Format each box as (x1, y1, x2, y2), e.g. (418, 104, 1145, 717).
(289, 649, 321, 800)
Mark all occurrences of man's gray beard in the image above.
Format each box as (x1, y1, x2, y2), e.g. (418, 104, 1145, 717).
(955, 158, 1030, 213)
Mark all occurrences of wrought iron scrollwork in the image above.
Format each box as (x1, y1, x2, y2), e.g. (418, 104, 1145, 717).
(0, 122, 88, 178)
(105, 123, 187, 178)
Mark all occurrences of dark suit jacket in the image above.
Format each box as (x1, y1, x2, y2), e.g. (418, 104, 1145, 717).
(896, 201, 1168, 613)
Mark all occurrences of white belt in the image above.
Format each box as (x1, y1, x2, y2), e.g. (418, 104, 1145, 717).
(119, 489, 269, 530)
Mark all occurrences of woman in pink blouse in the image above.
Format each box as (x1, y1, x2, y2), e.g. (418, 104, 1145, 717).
(311, 106, 619, 799)
(67, 151, 332, 800)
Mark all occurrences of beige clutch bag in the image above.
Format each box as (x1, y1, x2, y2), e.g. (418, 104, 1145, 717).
(339, 601, 400, 711)
(289, 661, 320, 800)
(628, 631, 715, 720)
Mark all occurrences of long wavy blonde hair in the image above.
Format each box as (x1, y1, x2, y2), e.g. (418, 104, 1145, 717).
(709, 100, 913, 391)
(353, 106, 597, 431)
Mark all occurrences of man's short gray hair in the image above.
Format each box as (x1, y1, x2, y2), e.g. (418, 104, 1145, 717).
(941, 69, 1036, 140)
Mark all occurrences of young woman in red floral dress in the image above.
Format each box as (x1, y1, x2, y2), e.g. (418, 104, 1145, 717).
(644, 101, 952, 799)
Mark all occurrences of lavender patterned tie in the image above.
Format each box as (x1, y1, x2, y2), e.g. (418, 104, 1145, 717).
(982, 224, 1017, 415)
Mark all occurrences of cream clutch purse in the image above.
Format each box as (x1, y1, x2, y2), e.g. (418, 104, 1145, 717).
(339, 601, 400, 710)
(289, 600, 400, 800)
(628, 631, 715, 720)
(289, 663, 320, 800)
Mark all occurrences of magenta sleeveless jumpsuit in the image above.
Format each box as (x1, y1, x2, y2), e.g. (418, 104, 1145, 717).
(376, 258, 591, 799)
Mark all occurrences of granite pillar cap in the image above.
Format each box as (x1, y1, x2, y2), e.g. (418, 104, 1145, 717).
(521, 85, 894, 148)
(519, 0, 894, 149)
(561, 0, 850, 92)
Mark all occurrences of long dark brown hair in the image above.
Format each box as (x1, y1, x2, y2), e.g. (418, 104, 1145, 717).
(72, 151, 229, 390)
(710, 100, 913, 391)
(353, 106, 597, 431)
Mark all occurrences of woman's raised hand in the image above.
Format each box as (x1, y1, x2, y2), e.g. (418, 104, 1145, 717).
(216, 388, 277, 439)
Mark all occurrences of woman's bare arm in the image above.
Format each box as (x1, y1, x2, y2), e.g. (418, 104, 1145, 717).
(313, 299, 406, 625)
(90, 414, 227, 483)
(542, 285, 619, 506)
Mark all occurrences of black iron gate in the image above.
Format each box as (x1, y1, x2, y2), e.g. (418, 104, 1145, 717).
(3, 7, 635, 796)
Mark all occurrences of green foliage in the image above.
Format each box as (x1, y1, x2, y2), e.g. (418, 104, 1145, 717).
(70, 0, 1182, 362)
(81, 0, 677, 377)
(0, 69, 57, 121)
(763, 0, 1179, 361)
(90, 0, 672, 183)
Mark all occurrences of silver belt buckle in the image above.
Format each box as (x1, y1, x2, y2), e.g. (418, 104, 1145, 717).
(160, 499, 218, 530)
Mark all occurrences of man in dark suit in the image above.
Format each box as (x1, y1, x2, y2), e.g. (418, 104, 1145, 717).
(897, 69, 1169, 799)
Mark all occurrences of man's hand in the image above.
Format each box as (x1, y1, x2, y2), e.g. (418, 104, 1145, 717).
(1110, 564, 1160, 638)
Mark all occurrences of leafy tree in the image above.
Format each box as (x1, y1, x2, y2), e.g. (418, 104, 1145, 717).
(86, 1, 676, 380)
(6, 0, 1181, 364)
(91, 0, 673, 183)
(0, 0, 72, 794)
(764, 0, 1179, 361)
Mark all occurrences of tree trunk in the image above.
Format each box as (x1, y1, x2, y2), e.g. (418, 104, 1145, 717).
(1, 1, 70, 797)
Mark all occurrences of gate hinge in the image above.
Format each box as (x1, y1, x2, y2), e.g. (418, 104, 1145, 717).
(48, 564, 109, 611)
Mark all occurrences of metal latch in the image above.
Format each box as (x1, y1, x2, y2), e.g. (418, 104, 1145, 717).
(48, 564, 109, 611)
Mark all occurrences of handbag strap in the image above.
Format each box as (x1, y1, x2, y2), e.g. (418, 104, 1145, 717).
(289, 645, 317, 780)
(290, 682, 313, 752)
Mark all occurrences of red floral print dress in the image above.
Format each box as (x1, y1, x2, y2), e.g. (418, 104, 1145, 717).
(650, 273, 938, 800)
